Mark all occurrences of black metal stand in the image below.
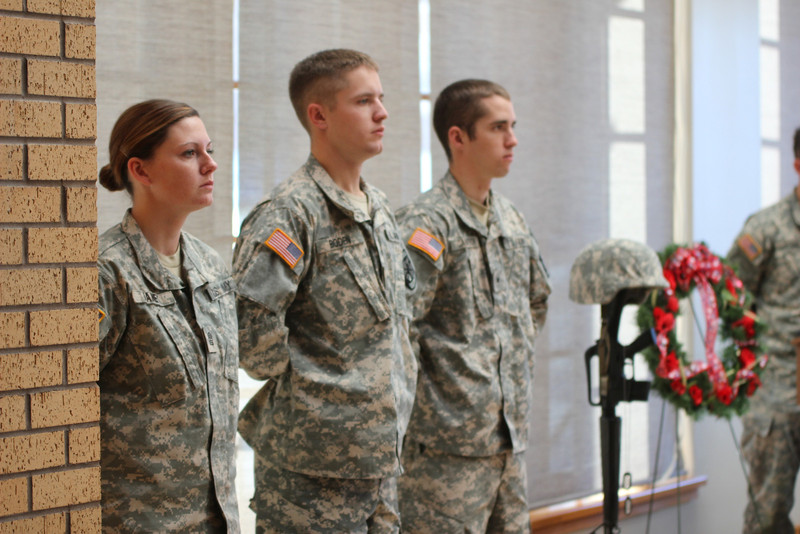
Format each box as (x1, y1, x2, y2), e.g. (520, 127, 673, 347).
(584, 289, 655, 533)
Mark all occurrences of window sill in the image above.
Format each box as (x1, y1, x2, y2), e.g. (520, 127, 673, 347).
(528, 475, 708, 534)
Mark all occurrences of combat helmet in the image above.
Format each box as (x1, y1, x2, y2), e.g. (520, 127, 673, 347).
(569, 238, 668, 305)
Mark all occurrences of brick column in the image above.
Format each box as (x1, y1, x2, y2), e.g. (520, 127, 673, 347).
(0, 0, 100, 532)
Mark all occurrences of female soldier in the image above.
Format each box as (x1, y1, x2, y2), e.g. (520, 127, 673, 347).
(97, 99, 239, 532)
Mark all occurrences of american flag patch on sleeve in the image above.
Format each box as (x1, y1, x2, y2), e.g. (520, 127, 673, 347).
(408, 228, 444, 261)
(265, 228, 304, 268)
(737, 233, 762, 261)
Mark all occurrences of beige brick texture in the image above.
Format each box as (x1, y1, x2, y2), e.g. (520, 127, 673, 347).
(28, 0, 95, 18)
(0, 312, 25, 350)
(0, 145, 23, 181)
(0, 477, 28, 517)
(0, 394, 26, 432)
(0, 513, 66, 533)
(0, 229, 23, 265)
(29, 307, 97, 346)
(66, 266, 98, 303)
(0, 0, 23, 11)
(28, 145, 97, 182)
(0, 431, 64, 475)
(65, 23, 95, 60)
(27, 60, 96, 99)
(70, 505, 101, 534)
(30, 386, 99, 428)
(0, 186, 61, 224)
(67, 347, 98, 384)
(68, 426, 99, 464)
(32, 466, 100, 510)
(0, 268, 61, 306)
(0, 17, 60, 56)
(0, 58, 22, 94)
(0, 100, 61, 138)
(65, 103, 97, 139)
(66, 186, 97, 223)
(27, 226, 98, 264)
(0, 351, 62, 391)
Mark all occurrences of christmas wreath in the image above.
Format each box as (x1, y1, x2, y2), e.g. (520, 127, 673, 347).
(636, 243, 768, 419)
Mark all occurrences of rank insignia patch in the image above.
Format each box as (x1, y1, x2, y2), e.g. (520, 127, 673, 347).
(408, 228, 444, 261)
(737, 233, 762, 261)
(266, 228, 304, 268)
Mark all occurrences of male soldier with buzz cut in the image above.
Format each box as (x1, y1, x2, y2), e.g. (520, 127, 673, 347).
(396, 79, 551, 533)
(727, 127, 800, 534)
(232, 48, 417, 533)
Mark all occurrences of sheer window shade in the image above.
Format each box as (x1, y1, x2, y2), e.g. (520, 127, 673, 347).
(96, 1, 234, 261)
(95, 0, 682, 513)
(428, 0, 677, 507)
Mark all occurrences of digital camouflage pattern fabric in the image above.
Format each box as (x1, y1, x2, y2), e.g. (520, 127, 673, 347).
(727, 191, 800, 533)
(398, 441, 528, 533)
(251, 453, 400, 533)
(98, 210, 240, 533)
(568, 238, 668, 305)
(233, 155, 417, 488)
(396, 172, 550, 530)
(397, 172, 549, 456)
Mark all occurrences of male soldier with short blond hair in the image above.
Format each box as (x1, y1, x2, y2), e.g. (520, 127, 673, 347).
(233, 49, 417, 533)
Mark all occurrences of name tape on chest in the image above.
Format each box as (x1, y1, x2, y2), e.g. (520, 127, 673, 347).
(265, 228, 304, 268)
(737, 233, 762, 261)
(408, 228, 444, 261)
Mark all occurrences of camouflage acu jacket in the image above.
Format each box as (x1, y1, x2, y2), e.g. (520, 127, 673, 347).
(727, 190, 800, 413)
(397, 172, 551, 456)
(98, 210, 240, 533)
(233, 155, 417, 479)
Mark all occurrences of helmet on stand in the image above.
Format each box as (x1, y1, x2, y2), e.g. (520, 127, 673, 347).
(569, 238, 668, 305)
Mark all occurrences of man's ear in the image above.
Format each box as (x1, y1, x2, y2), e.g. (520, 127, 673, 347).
(307, 103, 327, 131)
(448, 125, 466, 153)
(127, 157, 151, 186)
(794, 158, 800, 177)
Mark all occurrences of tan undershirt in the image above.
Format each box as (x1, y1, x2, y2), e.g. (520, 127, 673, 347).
(469, 196, 490, 227)
(345, 190, 371, 219)
(156, 246, 182, 279)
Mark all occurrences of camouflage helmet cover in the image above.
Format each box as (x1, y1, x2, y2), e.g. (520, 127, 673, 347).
(569, 238, 668, 304)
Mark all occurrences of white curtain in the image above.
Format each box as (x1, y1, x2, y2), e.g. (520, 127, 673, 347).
(429, 0, 677, 506)
(96, 0, 234, 261)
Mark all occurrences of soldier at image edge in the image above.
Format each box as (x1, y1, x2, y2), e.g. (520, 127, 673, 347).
(97, 99, 240, 533)
(231, 49, 418, 533)
(727, 127, 800, 534)
(396, 79, 551, 533)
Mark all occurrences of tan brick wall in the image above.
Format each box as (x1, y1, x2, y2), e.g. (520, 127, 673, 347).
(0, 2, 100, 530)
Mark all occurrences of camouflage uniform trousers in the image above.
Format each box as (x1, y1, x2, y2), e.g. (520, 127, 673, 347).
(742, 411, 800, 534)
(398, 440, 530, 534)
(252, 452, 400, 533)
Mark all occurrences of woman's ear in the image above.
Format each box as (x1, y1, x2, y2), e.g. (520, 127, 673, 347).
(127, 157, 151, 186)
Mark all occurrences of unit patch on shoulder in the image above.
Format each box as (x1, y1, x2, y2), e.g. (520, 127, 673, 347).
(408, 228, 444, 261)
(265, 228, 304, 268)
(737, 233, 762, 261)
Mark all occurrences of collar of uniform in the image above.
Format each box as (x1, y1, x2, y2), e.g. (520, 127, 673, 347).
(120, 209, 186, 291)
(304, 154, 375, 223)
(441, 171, 509, 238)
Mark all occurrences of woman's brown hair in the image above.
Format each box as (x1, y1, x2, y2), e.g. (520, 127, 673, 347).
(98, 99, 199, 193)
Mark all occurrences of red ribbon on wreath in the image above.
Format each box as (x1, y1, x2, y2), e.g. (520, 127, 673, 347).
(654, 244, 732, 402)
